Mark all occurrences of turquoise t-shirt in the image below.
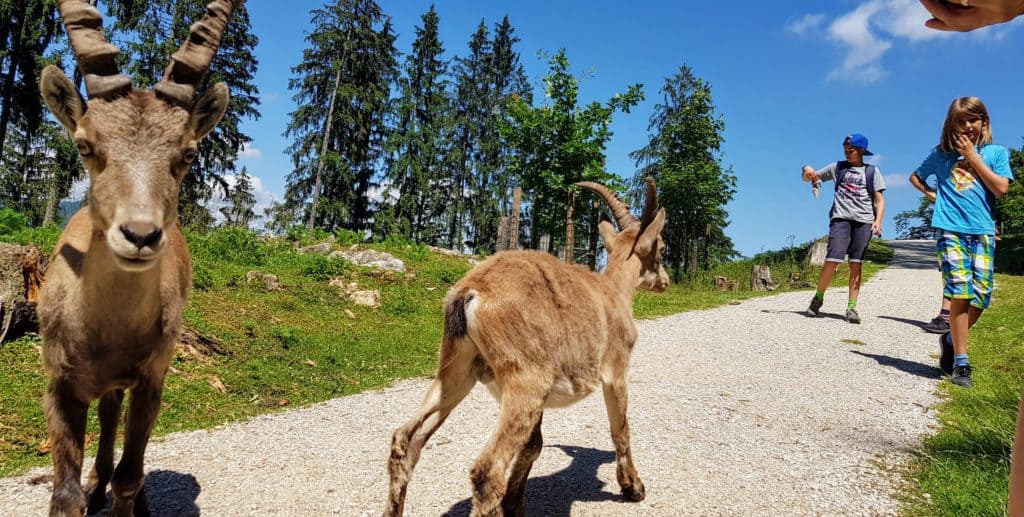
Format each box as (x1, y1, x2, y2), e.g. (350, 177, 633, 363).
(915, 144, 1013, 235)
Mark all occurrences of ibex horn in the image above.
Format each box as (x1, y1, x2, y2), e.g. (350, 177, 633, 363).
(155, 0, 243, 106)
(576, 181, 638, 230)
(56, 0, 132, 99)
(639, 177, 659, 230)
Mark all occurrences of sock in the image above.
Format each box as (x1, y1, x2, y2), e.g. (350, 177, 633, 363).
(814, 290, 825, 301)
(939, 309, 950, 322)
(847, 299, 857, 309)
(954, 353, 969, 367)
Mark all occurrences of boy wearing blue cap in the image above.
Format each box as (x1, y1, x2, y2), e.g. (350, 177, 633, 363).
(801, 134, 887, 323)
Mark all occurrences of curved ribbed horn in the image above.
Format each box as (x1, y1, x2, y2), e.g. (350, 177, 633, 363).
(155, 0, 242, 105)
(56, 0, 131, 99)
(576, 181, 638, 230)
(639, 177, 658, 229)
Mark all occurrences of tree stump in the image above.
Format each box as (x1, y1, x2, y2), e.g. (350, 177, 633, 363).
(0, 243, 47, 343)
(750, 264, 778, 291)
(804, 237, 829, 267)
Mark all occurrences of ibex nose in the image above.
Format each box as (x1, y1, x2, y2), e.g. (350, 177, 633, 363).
(119, 224, 163, 249)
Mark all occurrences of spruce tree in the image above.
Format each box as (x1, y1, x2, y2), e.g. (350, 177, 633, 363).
(630, 64, 737, 279)
(283, 0, 397, 232)
(381, 5, 451, 245)
(220, 167, 257, 229)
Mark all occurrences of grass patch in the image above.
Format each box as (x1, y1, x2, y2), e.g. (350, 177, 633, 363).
(901, 273, 1024, 516)
(0, 231, 892, 476)
(840, 339, 867, 346)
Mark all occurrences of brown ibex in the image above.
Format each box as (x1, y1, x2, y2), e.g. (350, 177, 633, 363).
(385, 179, 668, 516)
(37, 1, 242, 515)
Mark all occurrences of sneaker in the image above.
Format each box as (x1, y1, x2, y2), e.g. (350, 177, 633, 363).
(951, 364, 973, 388)
(939, 333, 953, 376)
(807, 297, 823, 316)
(923, 316, 950, 334)
(845, 307, 861, 324)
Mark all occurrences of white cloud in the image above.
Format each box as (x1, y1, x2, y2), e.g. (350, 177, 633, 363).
(786, 13, 826, 35)
(792, 0, 988, 83)
(239, 143, 262, 160)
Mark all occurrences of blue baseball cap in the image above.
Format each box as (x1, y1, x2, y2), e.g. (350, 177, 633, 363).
(843, 134, 874, 156)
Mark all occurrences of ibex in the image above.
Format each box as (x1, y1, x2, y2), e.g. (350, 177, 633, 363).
(385, 179, 668, 516)
(37, 1, 241, 515)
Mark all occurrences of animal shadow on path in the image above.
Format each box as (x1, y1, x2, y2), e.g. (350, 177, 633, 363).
(761, 309, 848, 322)
(444, 445, 618, 517)
(87, 470, 201, 517)
(850, 350, 943, 380)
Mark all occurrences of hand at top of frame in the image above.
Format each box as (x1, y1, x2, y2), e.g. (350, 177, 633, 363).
(919, 0, 1024, 31)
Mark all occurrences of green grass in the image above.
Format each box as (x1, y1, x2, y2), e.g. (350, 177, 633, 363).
(0, 231, 892, 476)
(901, 273, 1024, 516)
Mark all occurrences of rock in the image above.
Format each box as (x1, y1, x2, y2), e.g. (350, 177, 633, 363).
(247, 271, 284, 292)
(329, 249, 405, 273)
(349, 290, 381, 308)
(299, 242, 333, 254)
(426, 245, 463, 257)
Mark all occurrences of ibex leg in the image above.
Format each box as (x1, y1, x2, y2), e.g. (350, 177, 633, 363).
(109, 381, 163, 517)
(469, 384, 544, 517)
(384, 338, 476, 516)
(602, 374, 645, 501)
(500, 413, 543, 517)
(44, 378, 89, 517)
(86, 389, 124, 514)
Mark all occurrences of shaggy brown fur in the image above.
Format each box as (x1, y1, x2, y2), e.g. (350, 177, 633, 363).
(385, 180, 668, 516)
(37, 2, 239, 516)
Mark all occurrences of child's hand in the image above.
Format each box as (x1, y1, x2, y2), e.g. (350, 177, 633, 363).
(802, 165, 819, 183)
(919, 0, 1024, 32)
(871, 223, 882, 237)
(954, 133, 979, 158)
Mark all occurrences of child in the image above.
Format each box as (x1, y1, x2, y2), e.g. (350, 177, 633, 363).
(801, 133, 886, 324)
(907, 96, 1013, 388)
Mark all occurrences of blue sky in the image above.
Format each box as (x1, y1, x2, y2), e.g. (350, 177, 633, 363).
(231, 0, 1024, 257)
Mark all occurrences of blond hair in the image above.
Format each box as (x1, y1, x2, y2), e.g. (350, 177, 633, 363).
(939, 97, 993, 153)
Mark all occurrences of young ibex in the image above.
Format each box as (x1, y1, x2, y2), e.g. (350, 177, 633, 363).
(37, 1, 241, 515)
(385, 178, 668, 516)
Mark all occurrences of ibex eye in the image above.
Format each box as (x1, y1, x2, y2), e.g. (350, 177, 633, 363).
(183, 149, 197, 163)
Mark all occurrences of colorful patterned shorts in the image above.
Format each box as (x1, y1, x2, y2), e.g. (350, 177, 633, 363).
(937, 232, 996, 309)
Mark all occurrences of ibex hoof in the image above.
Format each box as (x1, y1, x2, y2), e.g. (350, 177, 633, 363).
(622, 481, 646, 502)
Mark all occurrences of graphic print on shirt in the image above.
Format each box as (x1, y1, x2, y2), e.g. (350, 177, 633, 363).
(838, 170, 863, 200)
(951, 160, 976, 193)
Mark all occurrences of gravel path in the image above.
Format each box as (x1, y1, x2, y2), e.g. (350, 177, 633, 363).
(0, 240, 944, 516)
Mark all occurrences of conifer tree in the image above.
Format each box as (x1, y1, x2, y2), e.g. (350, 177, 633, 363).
(220, 167, 257, 228)
(283, 0, 397, 232)
(380, 5, 451, 245)
(631, 64, 737, 279)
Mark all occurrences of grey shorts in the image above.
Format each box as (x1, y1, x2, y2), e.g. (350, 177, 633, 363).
(826, 219, 872, 263)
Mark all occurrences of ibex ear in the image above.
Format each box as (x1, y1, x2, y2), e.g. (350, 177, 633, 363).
(636, 208, 666, 253)
(40, 65, 86, 133)
(598, 213, 618, 250)
(189, 82, 230, 140)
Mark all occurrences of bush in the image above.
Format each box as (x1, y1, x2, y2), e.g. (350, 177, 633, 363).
(190, 226, 267, 267)
(0, 208, 28, 235)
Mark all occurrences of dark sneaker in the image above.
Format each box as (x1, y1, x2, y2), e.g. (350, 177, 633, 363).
(923, 316, 950, 334)
(939, 333, 954, 376)
(808, 297, 823, 316)
(951, 364, 973, 388)
(845, 307, 861, 324)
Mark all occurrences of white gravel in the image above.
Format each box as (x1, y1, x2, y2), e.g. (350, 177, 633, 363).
(0, 240, 943, 516)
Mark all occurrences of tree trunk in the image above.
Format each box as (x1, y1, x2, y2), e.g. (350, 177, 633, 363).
(588, 200, 599, 269)
(751, 264, 777, 292)
(508, 187, 521, 251)
(0, 244, 46, 344)
(804, 238, 829, 267)
(307, 67, 343, 230)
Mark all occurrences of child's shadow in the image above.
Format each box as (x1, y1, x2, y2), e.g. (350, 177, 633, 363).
(443, 445, 620, 516)
(850, 350, 943, 379)
(761, 309, 847, 321)
(87, 470, 201, 517)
